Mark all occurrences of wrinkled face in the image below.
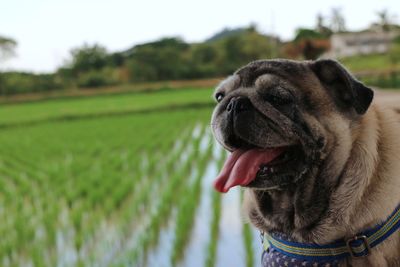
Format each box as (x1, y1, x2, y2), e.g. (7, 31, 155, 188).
(211, 59, 373, 193)
(210, 59, 374, 232)
(212, 70, 321, 191)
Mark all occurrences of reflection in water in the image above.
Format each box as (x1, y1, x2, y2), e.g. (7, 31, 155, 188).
(144, 124, 210, 267)
(252, 228, 263, 267)
(215, 187, 246, 267)
(178, 161, 216, 267)
(56, 208, 78, 267)
(14, 123, 263, 267)
(146, 215, 176, 267)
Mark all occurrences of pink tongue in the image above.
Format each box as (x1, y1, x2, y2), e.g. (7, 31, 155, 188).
(214, 148, 285, 193)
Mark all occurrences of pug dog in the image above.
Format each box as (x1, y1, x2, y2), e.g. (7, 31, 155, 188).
(211, 59, 400, 266)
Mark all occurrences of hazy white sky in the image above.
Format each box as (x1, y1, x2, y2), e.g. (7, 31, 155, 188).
(1, 0, 399, 73)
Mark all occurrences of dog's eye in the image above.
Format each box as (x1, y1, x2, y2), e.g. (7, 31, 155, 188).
(264, 90, 293, 106)
(215, 92, 225, 102)
(269, 95, 293, 105)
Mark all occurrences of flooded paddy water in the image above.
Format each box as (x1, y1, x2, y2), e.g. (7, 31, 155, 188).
(0, 106, 263, 267)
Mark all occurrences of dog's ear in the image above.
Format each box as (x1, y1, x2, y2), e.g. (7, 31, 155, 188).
(310, 59, 374, 115)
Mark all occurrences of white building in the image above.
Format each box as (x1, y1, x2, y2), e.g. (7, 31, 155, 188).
(327, 30, 398, 58)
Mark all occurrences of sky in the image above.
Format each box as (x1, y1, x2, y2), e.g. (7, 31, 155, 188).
(1, 0, 399, 73)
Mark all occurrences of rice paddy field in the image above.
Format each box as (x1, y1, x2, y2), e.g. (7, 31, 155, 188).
(0, 88, 263, 267)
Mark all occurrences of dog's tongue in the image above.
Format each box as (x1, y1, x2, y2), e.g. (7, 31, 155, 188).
(214, 148, 285, 193)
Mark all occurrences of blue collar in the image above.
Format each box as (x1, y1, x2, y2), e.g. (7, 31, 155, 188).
(262, 203, 400, 263)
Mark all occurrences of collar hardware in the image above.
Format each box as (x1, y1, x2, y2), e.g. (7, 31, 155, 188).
(261, 203, 400, 263)
(346, 235, 371, 258)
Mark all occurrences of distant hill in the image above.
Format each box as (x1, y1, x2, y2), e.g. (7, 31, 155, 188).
(122, 27, 253, 56)
(205, 27, 248, 42)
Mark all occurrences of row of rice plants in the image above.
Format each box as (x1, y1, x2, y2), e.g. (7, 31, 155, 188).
(81, 127, 198, 266)
(52, 114, 204, 266)
(204, 151, 226, 267)
(0, 108, 211, 266)
(170, 127, 213, 265)
(241, 190, 255, 267)
(0, 87, 214, 127)
(110, 125, 211, 266)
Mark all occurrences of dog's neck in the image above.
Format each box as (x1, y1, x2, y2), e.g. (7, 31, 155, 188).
(323, 104, 400, 240)
(245, 104, 400, 247)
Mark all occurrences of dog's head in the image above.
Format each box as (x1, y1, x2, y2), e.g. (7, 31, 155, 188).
(211, 59, 374, 232)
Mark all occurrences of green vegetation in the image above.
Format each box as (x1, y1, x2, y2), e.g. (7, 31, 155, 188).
(0, 87, 214, 127)
(243, 222, 255, 267)
(0, 87, 260, 267)
(241, 190, 255, 267)
(171, 133, 212, 264)
(0, 108, 205, 266)
(205, 190, 222, 267)
(339, 50, 400, 88)
(2, 9, 400, 95)
(0, 72, 63, 95)
(339, 53, 400, 72)
(205, 153, 226, 267)
(0, 27, 279, 95)
(0, 35, 17, 61)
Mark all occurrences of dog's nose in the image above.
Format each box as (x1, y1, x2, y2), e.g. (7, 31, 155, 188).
(226, 97, 251, 113)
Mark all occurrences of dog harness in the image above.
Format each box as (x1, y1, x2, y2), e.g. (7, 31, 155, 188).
(261, 203, 400, 267)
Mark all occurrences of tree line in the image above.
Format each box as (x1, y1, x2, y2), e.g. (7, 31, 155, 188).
(0, 9, 398, 95)
(0, 25, 331, 95)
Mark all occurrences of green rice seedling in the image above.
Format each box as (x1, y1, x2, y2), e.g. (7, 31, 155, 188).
(112, 134, 211, 266)
(242, 216, 255, 267)
(205, 149, 226, 267)
(239, 189, 255, 267)
(205, 190, 222, 267)
(0, 87, 214, 127)
(0, 89, 214, 266)
(170, 133, 213, 264)
(31, 246, 46, 267)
